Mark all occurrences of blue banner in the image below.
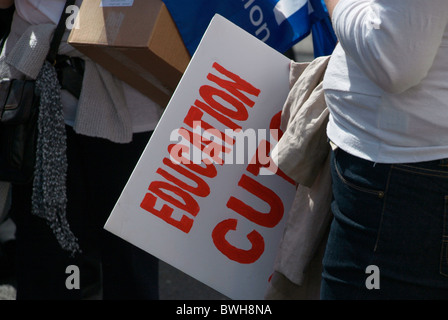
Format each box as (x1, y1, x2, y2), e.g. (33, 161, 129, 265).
(163, 0, 336, 57)
(308, 0, 337, 57)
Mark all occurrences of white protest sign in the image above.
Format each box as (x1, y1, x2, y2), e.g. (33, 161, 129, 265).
(104, 14, 296, 300)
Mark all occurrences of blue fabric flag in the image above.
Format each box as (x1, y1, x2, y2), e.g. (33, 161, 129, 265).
(163, 0, 336, 58)
(308, 0, 337, 57)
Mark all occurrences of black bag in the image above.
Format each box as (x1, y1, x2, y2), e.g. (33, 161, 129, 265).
(0, 0, 75, 184)
(0, 79, 40, 183)
(0, 5, 14, 49)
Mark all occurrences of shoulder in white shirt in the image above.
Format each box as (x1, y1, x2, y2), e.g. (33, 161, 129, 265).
(324, 0, 448, 163)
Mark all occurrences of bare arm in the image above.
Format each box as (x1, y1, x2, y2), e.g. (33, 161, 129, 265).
(324, 0, 340, 18)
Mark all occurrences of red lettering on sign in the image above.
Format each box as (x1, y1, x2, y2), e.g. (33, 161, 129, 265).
(269, 110, 283, 140)
(156, 157, 210, 198)
(199, 85, 249, 122)
(208, 62, 261, 108)
(194, 100, 241, 131)
(178, 127, 231, 165)
(183, 106, 236, 146)
(168, 143, 190, 163)
(226, 174, 284, 228)
(148, 181, 199, 217)
(192, 62, 261, 131)
(247, 139, 296, 185)
(168, 144, 218, 178)
(140, 61, 287, 251)
(140, 192, 194, 234)
(211, 219, 264, 264)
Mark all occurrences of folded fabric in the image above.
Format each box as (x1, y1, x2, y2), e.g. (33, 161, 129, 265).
(265, 55, 333, 300)
(272, 55, 331, 188)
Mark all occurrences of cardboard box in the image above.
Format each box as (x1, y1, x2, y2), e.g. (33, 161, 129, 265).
(68, 0, 191, 107)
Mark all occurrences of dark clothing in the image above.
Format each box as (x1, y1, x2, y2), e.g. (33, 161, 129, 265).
(321, 148, 448, 300)
(11, 126, 159, 300)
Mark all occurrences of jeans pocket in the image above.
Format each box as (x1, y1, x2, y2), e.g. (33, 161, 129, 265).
(441, 196, 448, 277)
(332, 154, 385, 199)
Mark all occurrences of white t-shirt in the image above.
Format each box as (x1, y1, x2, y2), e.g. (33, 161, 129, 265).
(15, 0, 162, 133)
(324, 0, 448, 163)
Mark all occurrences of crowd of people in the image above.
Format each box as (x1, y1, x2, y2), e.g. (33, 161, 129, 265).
(0, 0, 160, 300)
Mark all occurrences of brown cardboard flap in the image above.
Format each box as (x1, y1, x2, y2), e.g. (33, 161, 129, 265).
(68, 0, 191, 107)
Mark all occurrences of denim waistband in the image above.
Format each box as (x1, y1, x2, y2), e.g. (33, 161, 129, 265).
(333, 147, 448, 170)
(439, 159, 448, 167)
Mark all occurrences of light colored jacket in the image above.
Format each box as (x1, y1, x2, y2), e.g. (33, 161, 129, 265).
(265, 56, 333, 300)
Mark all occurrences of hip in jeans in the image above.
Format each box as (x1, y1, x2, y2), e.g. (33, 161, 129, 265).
(321, 148, 448, 300)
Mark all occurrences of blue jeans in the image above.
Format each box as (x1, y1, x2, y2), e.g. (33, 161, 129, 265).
(321, 148, 448, 300)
